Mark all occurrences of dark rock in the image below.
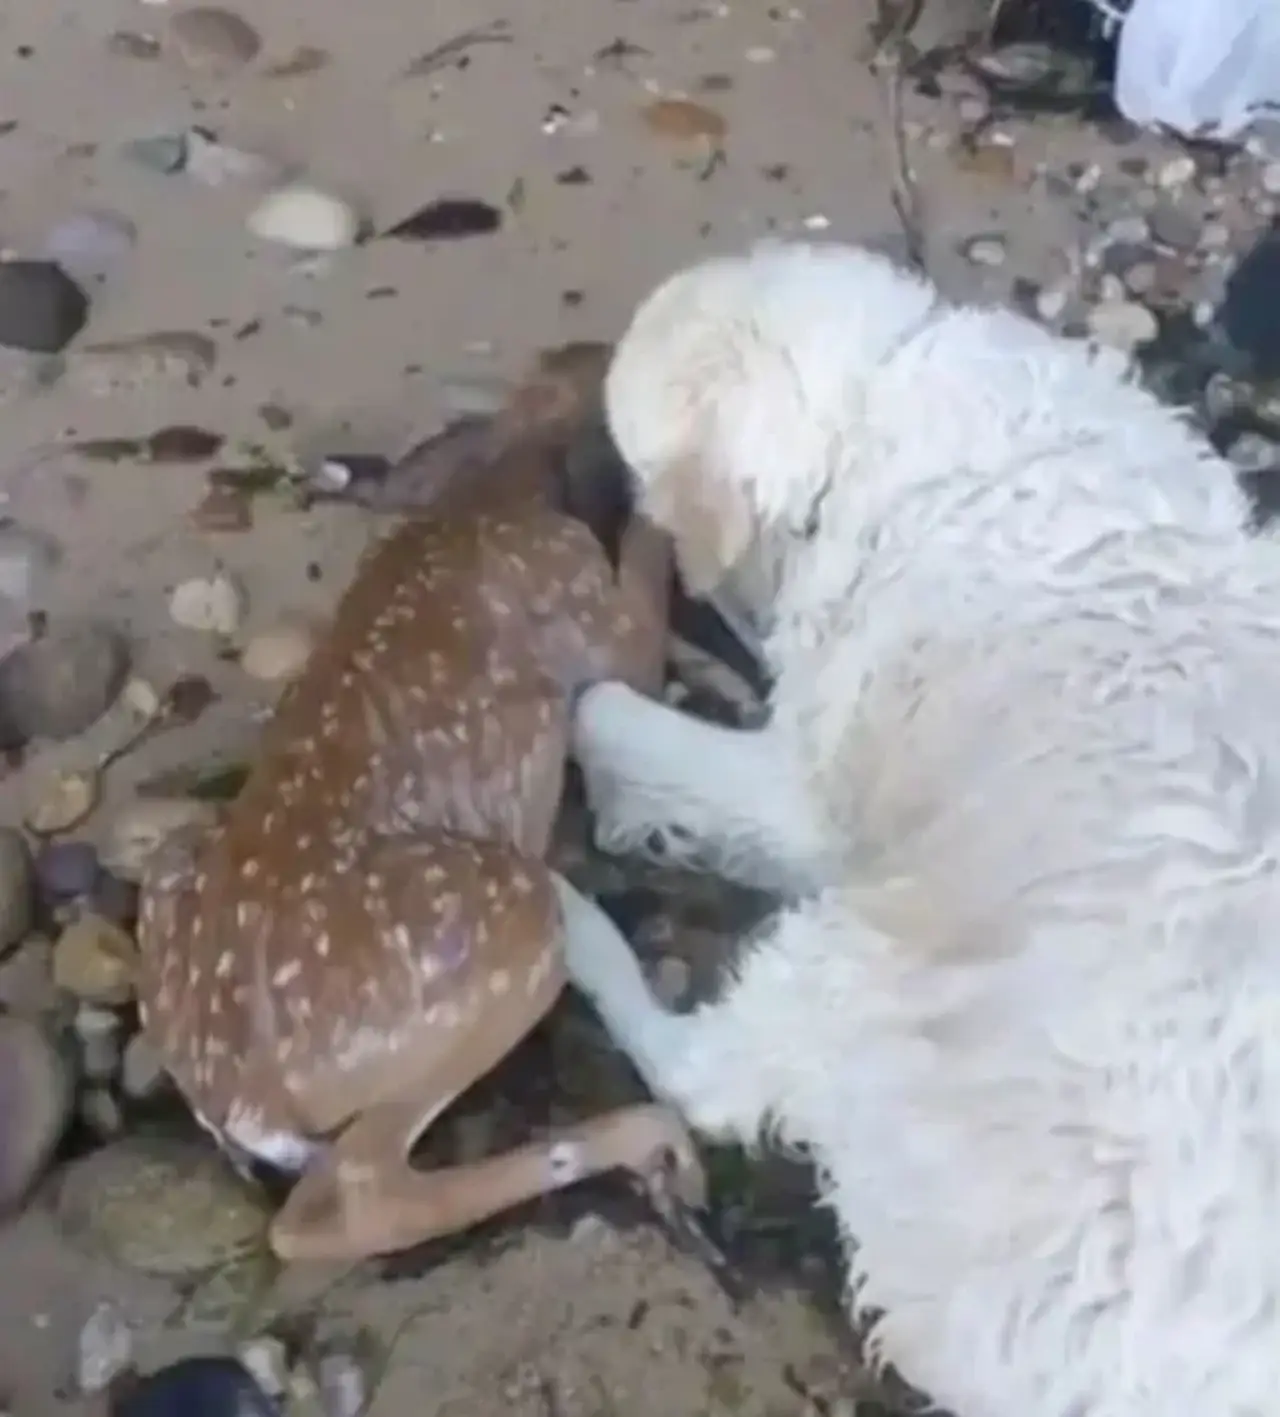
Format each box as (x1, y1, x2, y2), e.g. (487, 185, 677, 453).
(1217, 225, 1280, 381)
(0, 260, 88, 353)
(110, 1357, 277, 1417)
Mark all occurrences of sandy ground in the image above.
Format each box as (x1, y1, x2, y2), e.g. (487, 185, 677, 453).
(0, 0, 1267, 1411)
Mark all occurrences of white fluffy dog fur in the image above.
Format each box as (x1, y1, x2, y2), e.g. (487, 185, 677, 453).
(559, 238, 1280, 1417)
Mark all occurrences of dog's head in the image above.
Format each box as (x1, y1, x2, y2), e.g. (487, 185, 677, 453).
(604, 240, 937, 599)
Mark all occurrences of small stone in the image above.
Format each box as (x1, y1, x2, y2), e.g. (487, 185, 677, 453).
(33, 839, 100, 904)
(73, 1003, 124, 1080)
(1157, 155, 1196, 189)
(168, 6, 261, 71)
(67, 330, 217, 395)
(79, 1086, 125, 1139)
(246, 185, 360, 251)
(1034, 286, 1069, 323)
(122, 677, 163, 722)
(24, 769, 99, 836)
(316, 1353, 366, 1417)
(120, 1032, 169, 1101)
(0, 829, 32, 955)
(77, 1300, 133, 1396)
(1086, 298, 1159, 352)
(1122, 261, 1157, 297)
(960, 233, 1006, 267)
(240, 617, 316, 682)
(0, 1013, 73, 1215)
(1261, 161, 1280, 196)
(101, 797, 217, 881)
(54, 914, 137, 1006)
(183, 129, 281, 189)
(1098, 273, 1127, 303)
(652, 954, 692, 1008)
(1106, 214, 1150, 245)
(1227, 432, 1279, 474)
(168, 571, 246, 635)
(0, 522, 60, 606)
(41, 210, 137, 284)
(237, 1337, 290, 1400)
(0, 619, 129, 750)
(113, 1359, 278, 1417)
(1200, 220, 1232, 252)
(1148, 203, 1198, 251)
(106, 29, 162, 59)
(122, 132, 188, 176)
(0, 260, 88, 354)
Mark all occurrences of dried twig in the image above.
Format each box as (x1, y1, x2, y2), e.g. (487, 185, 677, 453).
(868, 0, 929, 274)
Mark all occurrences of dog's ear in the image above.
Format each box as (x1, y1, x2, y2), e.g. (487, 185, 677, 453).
(650, 448, 753, 597)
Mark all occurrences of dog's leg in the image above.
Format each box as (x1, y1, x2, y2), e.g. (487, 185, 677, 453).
(572, 681, 832, 894)
(553, 874, 789, 1146)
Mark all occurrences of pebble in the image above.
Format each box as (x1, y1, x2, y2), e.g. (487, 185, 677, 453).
(652, 954, 692, 1009)
(1086, 298, 1159, 352)
(33, 839, 101, 904)
(0, 1013, 73, 1215)
(0, 619, 129, 749)
(184, 129, 282, 189)
(1261, 162, 1280, 196)
(167, 6, 261, 71)
(246, 184, 361, 251)
(1034, 286, 1069, 323)
(41, 210, 138, 285)
(73, 1003, 124, 1080)
(316, 1353, 367, 1417)
(1157, 155, 1197, 189)
(240, 617, 316, 682)
(24, 769, 99, 836)
(79, 1086, 125, 1139)
(0, 828, 32, 955)
(168, 572, 246, 636)
(101, 797, 217, 880)
(0, 522, 60, 606)
(0, 260, 88, 354)
(960, 233, 1006, 268)
(1147, 203, 1199, 251)
(122, 132, 189, 176)
(120, 1032, 169, 1101)
(1106, 214, 1150, 245)
(237, 1337, 290, 1400)
(1122, 261, 1158, 297)
(54, 914, 137, 1006)
(67, 330, 217, 395)
(113, 1359, 278, 1417)
(1227, 432, 1279, 474)
(78, 1300, 133, 1396)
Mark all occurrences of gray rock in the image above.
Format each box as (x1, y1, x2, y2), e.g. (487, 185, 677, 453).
(0, 261, 88, 353)
(122, 132, 189, 176)
(0, 619, 129, 750)
(1227, 432, 1279, 475)
(1148, 202, 1199, 251)
(41, 210, 137, 285)
(0, 1013, 73, 1216)
(0, 522, 60, 606)
(959, 233, 1006, 268)
(1087, 298, 1159, 352)
(0, 829, 32, 956)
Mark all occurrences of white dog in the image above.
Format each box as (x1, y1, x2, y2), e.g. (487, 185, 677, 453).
(558, 239, 1280, 1417)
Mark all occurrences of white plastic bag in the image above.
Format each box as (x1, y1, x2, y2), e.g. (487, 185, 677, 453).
(1114, 0, 1280, 140)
